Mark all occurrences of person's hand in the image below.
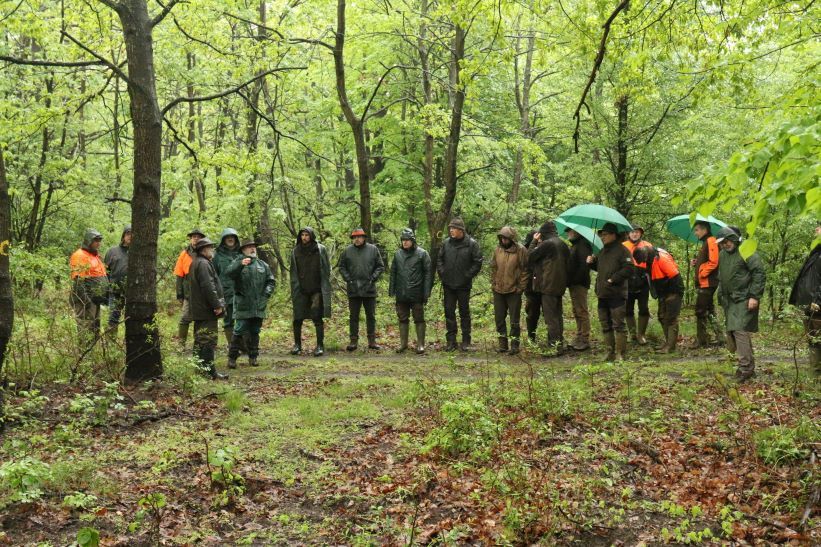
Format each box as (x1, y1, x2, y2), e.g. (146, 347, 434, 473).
(586, 255, 595, 264)
(747, 298, 759, 311)
(214, 307, 224, 316)
(607, 278, 613, 284)
(690, 258, 697, 267)
(532, 232, 541, 242)
(242, 257, 252, 266)
(811, 302, 820, 313)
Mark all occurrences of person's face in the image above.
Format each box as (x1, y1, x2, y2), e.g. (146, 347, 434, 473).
(300, 232, 311, 244)
(599, 231, 617, 245)
(629, 229, 642, 242)
(499, 236, 511, 247)
(693, 225, 707, 239)
(353, 235, 366, 246)
(201, 246, 215, 259)
(566, 229, 579, 241)
(242, 245, 256, 257)
(123, 232, 132, 246)
(401, 239, 413, 250)
(190, 234, 203, 246)
(720, 239, 736, 252)
(449, 227, 464, 239)
(90, 238, 102, 251)
(225, 235, 238, 248)
(815, 225, 821, 238)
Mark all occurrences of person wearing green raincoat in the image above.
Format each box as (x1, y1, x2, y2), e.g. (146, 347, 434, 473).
(213, 228, 241, 347)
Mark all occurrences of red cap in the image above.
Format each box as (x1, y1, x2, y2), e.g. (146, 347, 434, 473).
(350, 228, 367, 238)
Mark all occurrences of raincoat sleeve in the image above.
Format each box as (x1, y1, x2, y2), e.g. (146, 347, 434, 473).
(195, 261, 224, 310)
(289, 251, 299, 296)
(264, 262, 276, 297)
(423, 250, 433, 301)
(609, 250, 634, 285)
(388, 255, 396, 297)
(518, 246, 529, 292)
(338, 250, 351, 283)
(746, 253, 766, 301)
(371, 247, 385, 282)
(468, 239, 483, 279)
(225, 256, 244, 281)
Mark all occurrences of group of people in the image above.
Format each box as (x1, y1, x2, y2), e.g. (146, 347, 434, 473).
(68, 218, 820, 382)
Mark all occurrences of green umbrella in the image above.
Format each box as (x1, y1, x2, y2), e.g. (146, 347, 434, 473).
(558, 204, 633, 233)
(554, 218, 603, 253)
(666, 214, 727, 244)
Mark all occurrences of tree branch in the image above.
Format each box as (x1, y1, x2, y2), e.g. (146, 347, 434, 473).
(361, 64, 401, 121)
(572, 0, 630, 153)
(161, 66, 305, 115)
(61, 31, 131, 85)
(152, 0, 183, 27)
(0, 55, 106, 68)
(105, 196, 132, 205)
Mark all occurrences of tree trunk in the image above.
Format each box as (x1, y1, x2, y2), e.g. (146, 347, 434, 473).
(334, 0, 372, 235)
(613, 94, 630, 217)
(0, 146, 13, 430)
(510, 24, 534, 205)
(114, 0, 163, 382)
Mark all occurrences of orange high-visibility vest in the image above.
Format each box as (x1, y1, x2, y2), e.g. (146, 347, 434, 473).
(624, 239, 653, 269)
(173, 248, 192, 278)
(69, 249, 107, 279)
(650, 249, 680, 281)
(697, 236, 719, 288)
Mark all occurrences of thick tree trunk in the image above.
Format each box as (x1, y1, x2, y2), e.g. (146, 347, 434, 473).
(0, 146, 13, 430)
(334, 0, 372, 235)
(115, 0, 163, 382)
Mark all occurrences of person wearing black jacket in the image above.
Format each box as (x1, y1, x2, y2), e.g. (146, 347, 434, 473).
(528, 221, 569, 352)
(104, 225, 131, 333)
(523, 230, 542, 344)
(587, 223, 634, 361)
(437, 218, 483, 351)
(188, 238, 228, 380)
(789, 225, 821, 374)
(565, 228, 592, 351)
(389, 228, 434, 354)
(339, 227, 386, 351)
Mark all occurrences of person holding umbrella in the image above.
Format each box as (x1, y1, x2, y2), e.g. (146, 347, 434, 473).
(632, 246, 684, 353)
(565, 226, 593, 351)
(623, 227, 653, 345)
(586, 223, 634, 361)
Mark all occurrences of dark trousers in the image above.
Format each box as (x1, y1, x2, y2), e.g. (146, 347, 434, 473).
(396, 301, 425, 324)
(193, 319, 218, 368)
(525, 290, 542, 339)
(541, 293, 565, 344)
(107, 287, 125, 327)
(229, 317, 263, 359)
(695, 286, 720, 344)
(658, 293, 682, 329)
(443, 287, 471, 343)
(597, 298, 627, 333)
(222, 298, 235, 331)
(626, 286, 650, 318)
(493, 291, 522, 340)
(348, 296, 377, 340)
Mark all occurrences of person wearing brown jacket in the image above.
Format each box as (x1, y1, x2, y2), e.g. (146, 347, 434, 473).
(528, 221, 570, 352)
(587, 223, 634, 361)
(491, 226, 529, 354)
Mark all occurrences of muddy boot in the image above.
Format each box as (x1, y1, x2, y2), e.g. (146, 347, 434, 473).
(637, 316, 649, 345)
(290, 321, 303, 355)
(654, 325, 669, 351)
(313, 321, 325, 357)
(509, 339, 520, 355)
(415, 322, 426, 354)
(656, 325, 677, 354)
(497, 337, 509, 353)
(367, 335, 382, 351)
(227, 357, 238, 369)
(445, 335, 457, 352)
(603, 332, 616, 361)
(346, 337, 358, 352)
(460, 337, 472, 352)
(615, 332, 628, 361)
(708, 314, 724, 346)
(397, 323, 409, 353)
(248, 357, 258, 367)
(625, 316, 637, 343)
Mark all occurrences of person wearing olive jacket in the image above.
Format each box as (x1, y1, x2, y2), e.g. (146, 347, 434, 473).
(586, 223, 634, 361)
(103, 225, 131, 334)
(339, 227, 386, 351)
(389, 228, 433, 354)
(188, 238, 228, 380)
(716, 227, 766, 382)
(565, 227, 592, 351)
(528, 221, 570, 353)
(437, 218, 483, 351)
(290, 227, 332, 357)
(225, 240, 275, 368)
(789, 224, 821, 374)
(213, 228, 241, 348)
(491, 226, 529, 354)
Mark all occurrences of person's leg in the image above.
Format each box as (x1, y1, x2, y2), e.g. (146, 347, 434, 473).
(311, 293, 325, 356)
(665, 294, 682, 352)
(227, 318, 247, 368)
(705, 287, 723, 344)
(636, 287, 650, 344)
(412, 303, 426, 353)
(107, 288, 123, 330)
(396, 301, 410, 353)
(625, 292, 637, 341)
(570, 286, 590, 349)
(178, 299, 192, 344)
(525, 291, 542, 343)
(443, 288, 458, 349)
(733, 330, 755, 379)
(347, 297, 362, 350)
(725, 330, 737, 354)
(246, 318, 262, 365)
(194, 320, 222, 378)
(541, 293, 564, 350)
(508, 292, 522, 354)
(805, 316, 821, 374)
(597, 301, 616, 361)
(291, 318, 303, 354)
(612, 302, 628, 360)
(493, 291, 509, 352)
(364, 297, 380, 349)
(458, 289, 472, 349)
(222, 302, 234, 348)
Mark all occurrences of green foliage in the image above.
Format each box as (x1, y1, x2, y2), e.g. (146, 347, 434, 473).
(207, 446, 246, 507)
(76, 527, 100, 547)
(67, 382, 125, 426)
(423, 396, 498, 461)
(62, 491, 98, 511)
(753, 417, 819, 466)
(0, 456, 51, 506)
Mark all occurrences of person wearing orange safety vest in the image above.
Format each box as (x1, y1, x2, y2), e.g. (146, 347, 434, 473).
(174, 228, 205, 346)
(633, 246, 684, 353)
(623, 226, 653, 345)
(69, 229, 109, 347)
(690, 221, 723, 347)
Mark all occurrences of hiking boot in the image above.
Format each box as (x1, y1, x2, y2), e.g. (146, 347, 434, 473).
(626, 317, 637, 343)
(509, 339, 520, 355)
(637, 316, 649, 345)
(367, 336, 381, 350)
(291, 322, 302, 355)
(346, 339, 358, 352)
(496, 337, 509, 353)
(248, 357, 258, 367)
(445, 337, 458, 352)
(460, 340, 472, 352)
(227, 357, 238, 369)
(313, 345, 324, 357)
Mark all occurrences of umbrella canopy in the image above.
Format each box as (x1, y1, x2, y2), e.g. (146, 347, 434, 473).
(554, 217, 603, 253)
(666, 214, 727, 244)
(558, 204, 633, 233)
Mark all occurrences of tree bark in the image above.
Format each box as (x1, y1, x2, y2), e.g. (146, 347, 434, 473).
(334, 0, 372, 235)
(511, 21, 534, 205)
(612, 94, 630, 217)
(0, 146, 13, 430)
(112, 0, 163, 382)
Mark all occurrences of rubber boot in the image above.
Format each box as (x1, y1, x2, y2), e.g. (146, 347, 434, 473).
(603, 332, 616, 361)
(248, 357, 258, 367)
(223, 327, 233, 349)
(290, 322, 302, 355)
(509, 339, 520, 355)
(460, 337, 472, 352)
(497, 337, 509, 353)
(227, 357, 238, 369)
(637, 316, 649, 345)
(445, 335, 457, 352)
(692, 318, 709, 348)
(367, 335, 381, 351)
(657, 325, 678, 354)
(708, 314, 723, 346)
(615, 332, 628, 361)
(397, 323, 409, 353)
(313, 321, 324, 357)
(415, 322, 426, 354)
(346, 337, 358, 352)
(655, 325, 669, 351)
(626, 317, 637, 343)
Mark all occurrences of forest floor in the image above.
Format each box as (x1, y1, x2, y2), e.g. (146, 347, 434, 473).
(1, 324, 819, 545)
